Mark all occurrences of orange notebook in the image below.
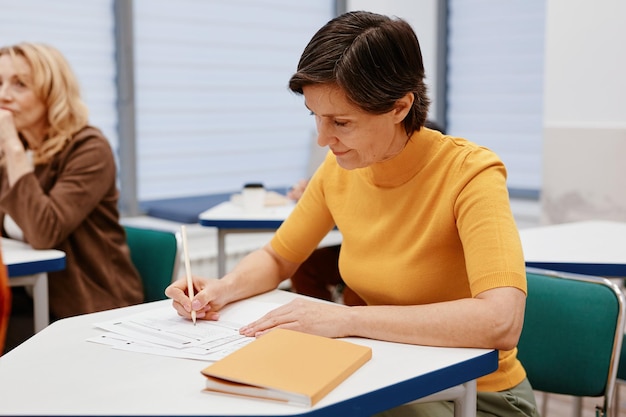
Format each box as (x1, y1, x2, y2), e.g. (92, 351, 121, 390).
(201, 328, 372, 407)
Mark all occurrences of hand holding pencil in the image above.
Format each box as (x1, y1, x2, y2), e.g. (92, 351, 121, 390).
(164, 227, 230, 323)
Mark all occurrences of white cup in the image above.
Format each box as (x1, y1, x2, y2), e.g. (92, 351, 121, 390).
(241, 183, 266, 212)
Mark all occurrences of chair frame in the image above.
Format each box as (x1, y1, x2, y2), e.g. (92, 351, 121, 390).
(523, 267, 625, 417)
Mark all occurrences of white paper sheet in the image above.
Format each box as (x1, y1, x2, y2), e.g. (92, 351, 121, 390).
(88, 299, 281, 361)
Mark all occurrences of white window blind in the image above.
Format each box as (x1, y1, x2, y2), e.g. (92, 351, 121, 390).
(446, 0, 546, 195)
(133, 0, 333, 201)
(0, 0, 118, 155)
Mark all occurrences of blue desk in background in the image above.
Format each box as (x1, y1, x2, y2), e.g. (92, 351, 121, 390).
(2, 238, 66, 332)
(140, 187, 291, 224)
(519, 220, 626, 277)
(140, 192, 233, 224)
(199, 201, 342, 277)
(199, 201, 296, 277)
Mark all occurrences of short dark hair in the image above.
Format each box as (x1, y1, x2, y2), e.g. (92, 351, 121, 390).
(289, 11, 430, 135)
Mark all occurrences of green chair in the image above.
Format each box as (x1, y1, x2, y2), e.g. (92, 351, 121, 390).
(518, 267, 625, 417)
(123, 225, 181, 303)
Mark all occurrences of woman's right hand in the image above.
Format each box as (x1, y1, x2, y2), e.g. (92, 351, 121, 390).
(165, 276, 228, 322)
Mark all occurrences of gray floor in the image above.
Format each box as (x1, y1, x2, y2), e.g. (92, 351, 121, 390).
(537, 390, 626, 417)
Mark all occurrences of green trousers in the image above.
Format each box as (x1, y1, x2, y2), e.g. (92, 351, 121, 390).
(374, 378, 540, 417)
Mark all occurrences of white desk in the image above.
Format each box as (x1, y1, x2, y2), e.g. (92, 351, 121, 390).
(2, 238, 66, 332)
(0, 290, 497, 416)
(519, 220, 626, 277)
(199, 202, 342, 277)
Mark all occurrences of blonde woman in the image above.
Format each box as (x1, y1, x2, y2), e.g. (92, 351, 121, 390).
(0, 42, 142, 350)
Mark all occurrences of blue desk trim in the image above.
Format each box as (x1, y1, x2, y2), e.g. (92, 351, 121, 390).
(197, 349, 498, 417)
(199, 218, 284, 229)
(312, 349, 499, 416)
(7, 257, 66, 277)
(525, 262, 626, 278)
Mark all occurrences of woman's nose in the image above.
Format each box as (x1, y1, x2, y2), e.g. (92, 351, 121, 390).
(316, 120, 336, 147)
(0, 84, 11, 101)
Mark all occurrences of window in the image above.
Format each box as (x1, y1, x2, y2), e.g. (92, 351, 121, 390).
(0, 0, 118, 161)
(133, 0, 334, 201)
(446, 0, 546, 196)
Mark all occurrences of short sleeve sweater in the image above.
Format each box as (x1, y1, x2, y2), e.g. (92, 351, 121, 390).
(271, 127, 527, 392)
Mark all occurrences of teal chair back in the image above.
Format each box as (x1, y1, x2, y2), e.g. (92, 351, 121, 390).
(124, 225, 181, 303)
(517, 267, 624, 417)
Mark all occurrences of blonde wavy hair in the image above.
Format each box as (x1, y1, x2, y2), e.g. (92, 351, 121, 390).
(0, 42, 89, 165)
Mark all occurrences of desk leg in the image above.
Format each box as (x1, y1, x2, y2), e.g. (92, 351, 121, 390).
(32, 273, 49, 333)
(407, 380, 477, 417)
(8, 273, 49, 333)
(217, 230, 226, 277)
(454, 380, 476, 417)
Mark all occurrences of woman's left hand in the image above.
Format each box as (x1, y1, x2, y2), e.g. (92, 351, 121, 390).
(239, 298, 351, 338)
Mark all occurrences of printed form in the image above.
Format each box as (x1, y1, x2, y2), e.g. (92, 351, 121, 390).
(88, 299, 281, 361)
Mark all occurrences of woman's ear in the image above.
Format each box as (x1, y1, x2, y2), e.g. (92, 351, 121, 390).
(392, 92, 414, 123)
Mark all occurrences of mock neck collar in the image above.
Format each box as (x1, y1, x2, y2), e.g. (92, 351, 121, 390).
(362, 128, 435, 188)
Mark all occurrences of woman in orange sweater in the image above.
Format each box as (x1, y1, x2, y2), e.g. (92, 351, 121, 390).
(167, 11, 538, 417)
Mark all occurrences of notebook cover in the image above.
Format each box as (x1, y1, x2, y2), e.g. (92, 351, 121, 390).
(201, 328, 372, 406)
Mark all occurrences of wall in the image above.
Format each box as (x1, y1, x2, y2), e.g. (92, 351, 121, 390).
(542, 0, 626, 223)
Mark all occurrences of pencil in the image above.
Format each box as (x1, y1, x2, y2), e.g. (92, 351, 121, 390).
(181, 225, 197, 325)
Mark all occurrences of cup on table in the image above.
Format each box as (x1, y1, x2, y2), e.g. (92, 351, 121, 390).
(241, 183, 266, 212)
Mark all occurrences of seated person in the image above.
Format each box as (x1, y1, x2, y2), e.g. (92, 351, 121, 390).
(167, 11, 536, 417)
(0, 42, 143, 352)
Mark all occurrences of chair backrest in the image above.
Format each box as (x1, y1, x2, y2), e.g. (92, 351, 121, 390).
(123, 225, 181, 303)
(517, 267, 625, 416)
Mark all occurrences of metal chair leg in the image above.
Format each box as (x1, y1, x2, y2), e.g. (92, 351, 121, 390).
(541, 392, 549, 417)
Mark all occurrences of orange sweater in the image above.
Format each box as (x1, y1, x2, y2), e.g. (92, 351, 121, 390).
(271, 128, 527, 392)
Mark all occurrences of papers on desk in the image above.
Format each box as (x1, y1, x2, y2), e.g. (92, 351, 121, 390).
(88, 300, 281, 361)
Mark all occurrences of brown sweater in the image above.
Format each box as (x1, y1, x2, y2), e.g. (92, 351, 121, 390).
(0, 126, 143, 319)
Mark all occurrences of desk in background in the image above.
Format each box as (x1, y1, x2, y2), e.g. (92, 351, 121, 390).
(140, 188, 292, 224)
(519, 220, 626, 277)
(199, 201, 342, 277)
(2, 238, 66, 332)
(0, 290, 497, 416)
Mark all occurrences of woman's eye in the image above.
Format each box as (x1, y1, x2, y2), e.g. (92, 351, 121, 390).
(334, 120, 348, 127)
